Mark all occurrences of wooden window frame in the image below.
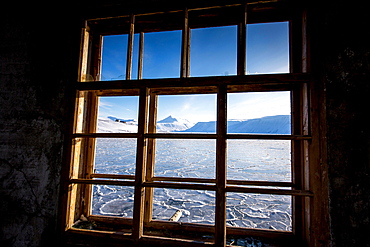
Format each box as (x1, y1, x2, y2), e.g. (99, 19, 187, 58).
(60, 2, 328, 247)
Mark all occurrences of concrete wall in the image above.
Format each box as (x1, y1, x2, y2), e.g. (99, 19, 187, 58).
(0, 1, 369, 246)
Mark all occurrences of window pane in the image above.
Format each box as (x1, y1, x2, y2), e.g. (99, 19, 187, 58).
(131, 33, 140, 80)
(97, 96, 139, 133)
(190, 26, 237, 77)
(246, 22, 290, 75)
(226, 192, 292, 231)
(143, 30, 181, 79)
(156, 94, 216, 133)
(92, 185, 134, 217)
(227, 91, 291, 134)
(152, 188, 215, 225)
(227, 140, 291, 182)
(101, 35, 128, 81)
(154, 139, 216, 179)
(94, 138, 137, 175)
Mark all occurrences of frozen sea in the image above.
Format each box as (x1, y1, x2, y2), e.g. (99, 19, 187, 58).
(92, 138, 292, 231)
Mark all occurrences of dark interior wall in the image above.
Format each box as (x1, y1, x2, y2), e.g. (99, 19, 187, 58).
(311, 2, 370, 246)
(0, 1, 369, 247)
(0, 5, 80, 247)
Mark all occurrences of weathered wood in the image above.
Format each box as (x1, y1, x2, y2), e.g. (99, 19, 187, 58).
(126, 14, 135, 80)
(132, 87, 149, 241)
(137, 32, 144, 79)
(144, 93, 158, 223)
(78, 27, 91, 82)
(181, 8, 190, 78)
(169, 210, 182, 222)
(85, 93, 100, 216)
(226, 186, 313, 197)
(145, 133, 217, 139)
(227, 134, 311, 140)
(215, 84, 227, 247)
(96, 88, 140, 96)
(227, 179, 293, 187)
(140, 235, 214, 246)
(74, 132, 311, 140)
(143, 182, 216, 191)
(90, 174, 135, 180)
(76, 73, 311, 91)
(66, 228, 133, 239)
(152, 177, 216, 184)
(73, 133, 138, 138)
(237, 2, 247, 75)
(65, 25, 92, 231)
(89, 215, 133, 225)
(70, 179, 135, 187)
(226, 226, 293, 239)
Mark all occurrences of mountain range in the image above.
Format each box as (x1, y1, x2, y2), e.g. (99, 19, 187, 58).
(98, 115, 291, 134)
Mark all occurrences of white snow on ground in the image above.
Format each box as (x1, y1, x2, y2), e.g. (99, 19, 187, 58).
(97, 117, 138, 133)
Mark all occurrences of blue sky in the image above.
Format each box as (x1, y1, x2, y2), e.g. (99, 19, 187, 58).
(98, 22, 290, 122)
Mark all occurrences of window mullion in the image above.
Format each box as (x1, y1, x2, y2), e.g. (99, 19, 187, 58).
(215, 84, 227, 247)
(126, 14, 135, 80)
(132, 87, 149, 242)
(237, 3, 247, 76)
(291, 86, 305, 238)
(137, 32, 144, 80)
(181, 8, 190, 78)
(143, 92, 158, 223)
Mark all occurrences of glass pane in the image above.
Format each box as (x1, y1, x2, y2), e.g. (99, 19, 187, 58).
(152, 188, 215, 225)
(227, 140, 291, 182)
(190, 26, 237, 77)
(227, 91, 291, 134)
(226, 193, 292, 231)
(97, 96, 139, 133)
(154, 139, 216, 179)
(92, 185, 134, 217)
(156, 94, 216, 133)
(100, 34, 140, 81)
(94, 138, 137, 175)
(131, 33, 140, 80)
(143, 30, 181, 79)
(246, 22, 290, 75)
(101, 35, 128, 81)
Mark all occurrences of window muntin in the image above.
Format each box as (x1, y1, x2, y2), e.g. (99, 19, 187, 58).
(67, 4, 313, 246)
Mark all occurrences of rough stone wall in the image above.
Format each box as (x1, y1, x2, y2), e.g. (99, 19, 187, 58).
(0, 6, 79, 247)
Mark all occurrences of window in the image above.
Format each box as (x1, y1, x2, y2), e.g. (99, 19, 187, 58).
(63, 2, 319, 246)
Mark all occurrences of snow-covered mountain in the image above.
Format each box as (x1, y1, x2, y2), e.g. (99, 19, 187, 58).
(156, 115, 195, 132)
(97, 115, 291, 134)
(97, 115, 195, 133)
(184, 115, 291, 134)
